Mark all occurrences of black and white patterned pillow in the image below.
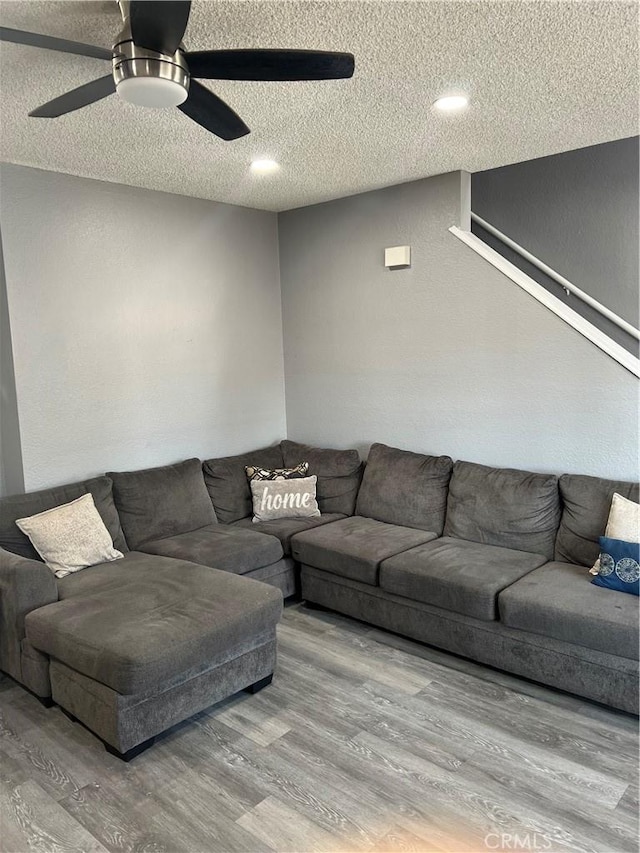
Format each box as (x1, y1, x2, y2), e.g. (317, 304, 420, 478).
(245, 461, 309, 482)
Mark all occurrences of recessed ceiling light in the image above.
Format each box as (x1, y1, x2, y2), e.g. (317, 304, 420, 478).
(250, 159, 280, 174)
(433, 94, 469, 112)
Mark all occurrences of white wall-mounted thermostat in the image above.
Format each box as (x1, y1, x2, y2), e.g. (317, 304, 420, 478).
(384, 245, 411, 269)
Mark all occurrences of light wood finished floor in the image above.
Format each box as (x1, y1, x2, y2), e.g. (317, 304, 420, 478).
(1, 603, 638, 853)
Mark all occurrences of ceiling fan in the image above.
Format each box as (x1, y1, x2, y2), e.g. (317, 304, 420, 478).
(0, 0, 355, 140)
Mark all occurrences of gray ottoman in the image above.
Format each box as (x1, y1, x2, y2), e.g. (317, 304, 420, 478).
(25, 554, 283, 759)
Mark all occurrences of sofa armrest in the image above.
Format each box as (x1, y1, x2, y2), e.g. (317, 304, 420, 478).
(0, 547, 58, 683)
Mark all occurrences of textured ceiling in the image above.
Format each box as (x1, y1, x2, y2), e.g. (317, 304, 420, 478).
(0, 1, 638, 211)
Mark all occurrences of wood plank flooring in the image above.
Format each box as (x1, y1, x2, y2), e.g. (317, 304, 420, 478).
(1, 603, 638, 853)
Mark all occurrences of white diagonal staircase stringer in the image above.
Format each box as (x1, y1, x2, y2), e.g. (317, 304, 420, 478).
(448, 225, 640, 379)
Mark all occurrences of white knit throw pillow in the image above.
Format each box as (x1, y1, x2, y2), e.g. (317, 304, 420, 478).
(16, 493, 124, 578)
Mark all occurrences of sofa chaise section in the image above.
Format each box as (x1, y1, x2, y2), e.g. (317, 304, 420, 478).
(26, 554, 283, 758)
(0, 475, 130, 698)
(0, 469, 286, 758)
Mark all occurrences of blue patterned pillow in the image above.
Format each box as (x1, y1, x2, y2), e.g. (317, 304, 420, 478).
(591, 536, 639, 596)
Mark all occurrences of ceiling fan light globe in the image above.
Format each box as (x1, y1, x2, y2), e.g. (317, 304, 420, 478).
(116, 76, 188, 108)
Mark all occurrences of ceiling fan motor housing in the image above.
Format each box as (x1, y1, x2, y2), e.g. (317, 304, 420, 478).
(112, 38, 190, 108)
(2, 0, 354, 137)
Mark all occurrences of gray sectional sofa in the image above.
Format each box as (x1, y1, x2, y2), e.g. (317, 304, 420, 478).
(0, 438, 637, 763)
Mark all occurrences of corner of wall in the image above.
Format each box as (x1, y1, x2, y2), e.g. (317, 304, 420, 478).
(0, 224, 25, 496)
(274, 211, 289, 440)
(459, 171, 471, 231)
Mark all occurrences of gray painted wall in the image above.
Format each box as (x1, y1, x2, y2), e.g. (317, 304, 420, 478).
(0, 165, 286, 492)
(472, 221, 638, 355)
(472, 136, 639, 327)
(0, 228, 25, 496)
(2, 160, 637, 493)
(279, 172, 639, 481)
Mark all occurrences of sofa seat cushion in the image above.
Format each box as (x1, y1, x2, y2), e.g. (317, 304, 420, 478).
(26, 555, 283, 694)
(499, 561, 639, 658)
(380, 537, 546, 621)
(139, 524, 283, 574)
(231, 513, 346, 555)
(291, 516, 436, 585)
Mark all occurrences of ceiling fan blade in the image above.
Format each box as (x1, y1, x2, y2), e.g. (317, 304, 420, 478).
(29, 75, 116, 118)
(178, 80, 249, 141)
(185, 49, 355, 81)
(129, 1, 191, 55)
(0, 26, 112, 60)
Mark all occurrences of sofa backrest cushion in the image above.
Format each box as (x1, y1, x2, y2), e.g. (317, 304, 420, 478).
(202, 445, 284, 524)
(108, 458, 215, 549)
(555, 474, 639, 566)
(281, 440, 363, 516)
(444, 461, 561, 558)
(356, 443, 453, 534)
(0, 476, 128, 560)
